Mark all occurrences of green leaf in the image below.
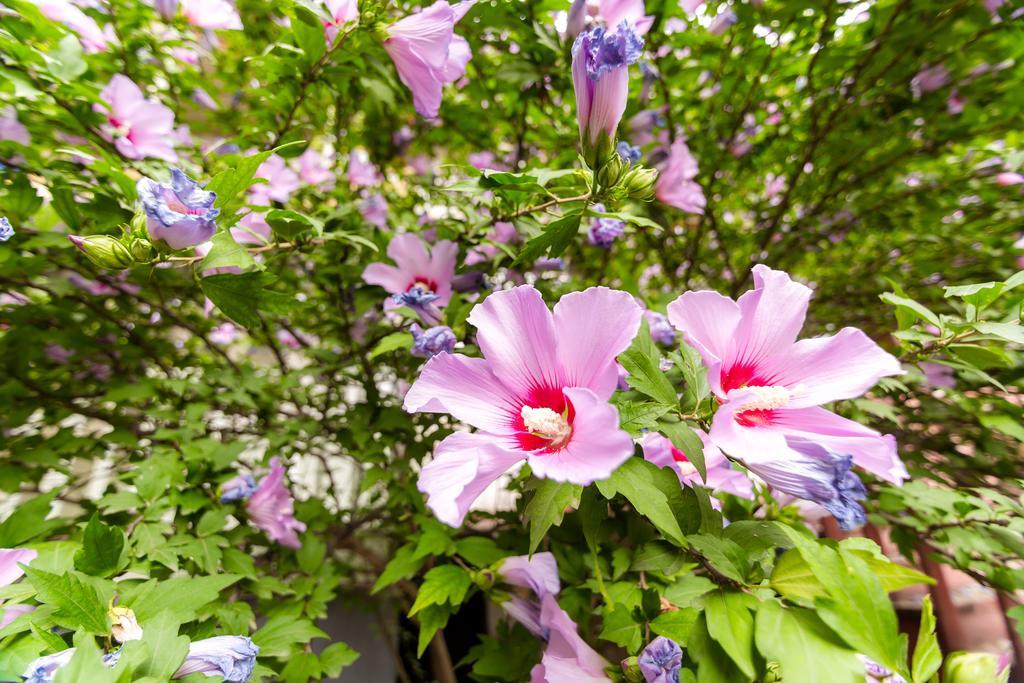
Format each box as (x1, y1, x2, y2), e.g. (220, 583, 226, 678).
(281, 652, 320, 683)
(596, 457, 688, 546)
(206, 142, 302, 214)
(371, 545, 424, 594)
(651, 608, 700, 646)
(911, 596, 941, 683)
(135, 612, 189, 680)
(619, 323, 678, 407)
(292, 6, 326, 65)
(266, 208, 322, 240)
(687, 614, 746, 683)
(455, 537, 506, 567)
(664, 574, 716, 608)
(199, 230, 257, 273)
(369, 331, 411, 359)
(416, 604, 452, 657)
(972, 321, 1024, 344)
(658, 420, 706, 481)
(124, 574, 241, 623)
(525, 479, 582, 553)
(0, 492, 61, 546)
(48, 34, 86, 81)
(55, 632, 117, 683)
(754, 601, 862, 683)
(253, 614, 328, 658)
(320, 642, 360, 678)
(73, 514, 125, 577)
(23, 567, 109, 634)
(615, 400, 672, 434)
(879, 292, 942, 330)
(512, 211, 581, 266)
(599, 603, 642, 651)
(704, 591, 757, 678)
(200, 272, 297, 329)
(408, 564, 473, 617)
(688, 535, 748, 584)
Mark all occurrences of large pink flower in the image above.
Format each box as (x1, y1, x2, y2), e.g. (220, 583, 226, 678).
(383, 1, 475, 118)
(97, 75, 177, 162)
(404, 285, 642, 526)
(654, 140, 704, 214)
(597, 0, 653, 34)
(499, 553, 611, 683)
(246, 457, 306, 549)
(667, 265, 907, 485)
(180, 0, 242, 30)
(362, 233, 457, 323)
(33, 0, 115, 53)
(324, 0, 358, 44)
(641, 430, 753, 499)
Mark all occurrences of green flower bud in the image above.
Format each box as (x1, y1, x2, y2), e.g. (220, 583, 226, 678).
(128, 208, 148, 238)
(125, 236, 155, 262)
(597, 151, 624, 190)
(67, 235, 134, 270)
(943, 651, 1010, 683)
(619, 656, 644, 683)
(622, 165, 659, 201)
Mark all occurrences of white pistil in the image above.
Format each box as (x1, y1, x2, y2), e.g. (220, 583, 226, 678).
(741, 385, 792, 412)
(520, 405, 572, 446)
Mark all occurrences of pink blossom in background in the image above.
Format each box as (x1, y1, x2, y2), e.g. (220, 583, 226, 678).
(180, 0, 242, 30)
(655, 140, 705, 214)
(347, 149, 381, 188)
(250, 153, 301, 205)
(324, 0, 358, 44)
(246, 457, 306, 549)
(641, 430, 754, 499)
(465, 220, 518, 265)
(362, 233, 456, 323)
(910, 64, 950, 97)
(707, 8, 737, 35)
(764, 173, 786, 199)
(996, 172, 1024, 186)
(0, 548, 36, 587)
(597, 0, 653, 34)
(404, 285, 642, 526)
(680, 0, 705, 13)
(667, 266, 907, 495)
(498, 553, 611, 682)
(468, 151, 496, 170)
(0, 108, 30, 146)
(383, 1, 476, 118)
(209, 322, 240, 345)
(359, 193, 390, 228)
(296, 147, 336, 189)
(33, 0, 115, 53)
(44, 344, 74, 364)
(96, 75, 178, 162)
(947, 90, 965, 115)
(920, 362, 955, 389)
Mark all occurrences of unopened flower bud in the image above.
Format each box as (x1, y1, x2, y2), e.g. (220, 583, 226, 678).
(68, 235, 134, 270)
(619, 656, 644, 683)
(944, 651, 1010, 683)
(125, 236, 154, 262)
(623, 165, 659, 201)
(108, 605, 143, 643)
(597, 151, 624, 190)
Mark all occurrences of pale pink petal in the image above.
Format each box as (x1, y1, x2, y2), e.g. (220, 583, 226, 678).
(404, 352, 521, 435)
(587, 67, 629, 143)
(500, 552, 560, 597)
(764, 328, 903, 407)
(0, 604, 34, 629)
(425, 239, 458, 305)
(442, 34, 472, 84)
(100, 74, 144, 115)
(552, 287, 642, 400)
(417, 432, 524, 526)
(387, 232, 432, 276)
(666, 289, 741, 397)
(467, 286, 564, 399)
(326, 0, 358, 23)
(527, 387, 634, 485)
(362, 263, 408, 293)
(0, 549, 37, 587)
(538, 594, 611, 682)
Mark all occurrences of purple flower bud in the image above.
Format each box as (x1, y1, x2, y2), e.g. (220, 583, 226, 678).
(707, 9, 737, 35)
(645, 311, 675, 346)
(137, 169, 219, 250)
(219, 474, 258, 503)
(172, 636, 259, 682)
(392, 286, 443, 324)
(616, 141, 642, 164)
(0, 216, 14, 242)
(638, 636, 683, 683)
(588, 204, 625, 248)
(22, 649, 77, 683)
(452, 270, 488, 293)
(572, 23, 644, 149)
(410, 324, 457, 358)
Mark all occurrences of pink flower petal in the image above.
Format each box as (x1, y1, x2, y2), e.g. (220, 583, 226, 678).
(467, 286, 565, 399)
(666, 289, 742, 397)
(416, 432, 524, 526)
(500, 552, 560, 597)
(404, 352, 521, 435)
(552, 286, 642, 400)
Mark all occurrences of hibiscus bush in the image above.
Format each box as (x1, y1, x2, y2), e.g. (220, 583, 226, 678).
(0, 0, 1023, 681)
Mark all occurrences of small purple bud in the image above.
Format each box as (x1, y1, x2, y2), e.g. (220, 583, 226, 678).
(0, 216, 14, 242)
(617, 141, 642, 164)
(638, 636, 683, 683)
(588, 203, 626, 248)
(645, 311, 676, 346)
(410, 324, 457, 358)
(220, 474, 258, 503)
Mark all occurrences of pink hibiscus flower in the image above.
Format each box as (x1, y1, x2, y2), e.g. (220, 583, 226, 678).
(246, 457, 306, 549)
(180, 0, 242, 30)
(324, 0, 358, 44)
(654, 140, 705, 214)
(667, 265, 907, 490)
(362, 233, 457, 324)
(499, 553, 611, 682)
(404, 285, 642, 526)
(383, 1, 475, 118)
(96, 75, 178, 162)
